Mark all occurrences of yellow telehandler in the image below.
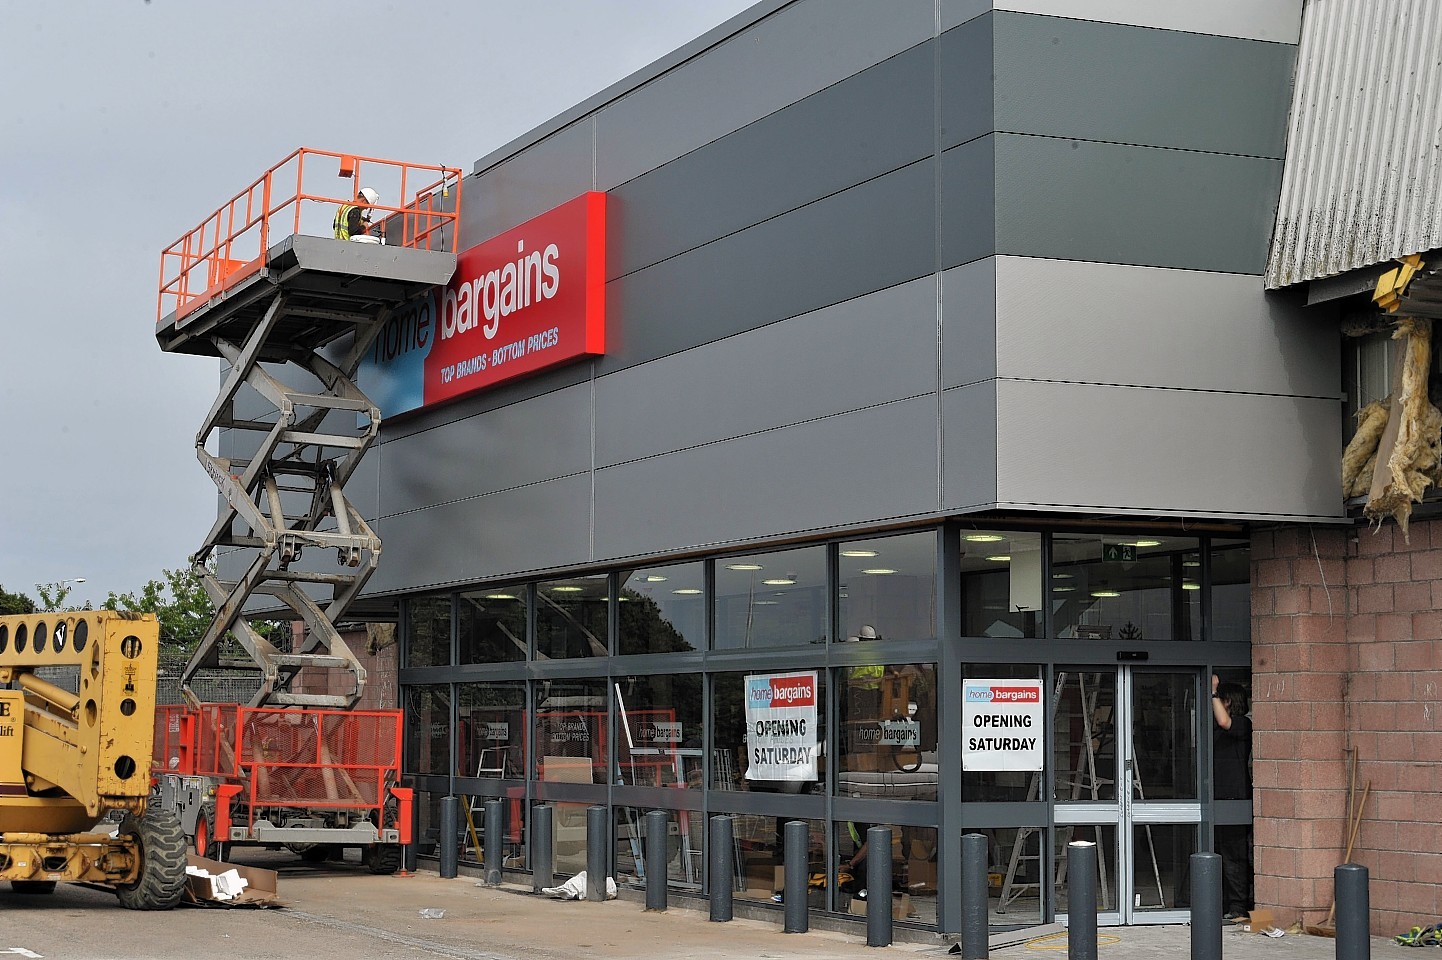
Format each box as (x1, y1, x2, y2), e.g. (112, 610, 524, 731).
(0, 610, 187, 908)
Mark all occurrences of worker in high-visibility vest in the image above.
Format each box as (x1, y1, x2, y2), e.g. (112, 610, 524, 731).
(334, 186, 379, 240)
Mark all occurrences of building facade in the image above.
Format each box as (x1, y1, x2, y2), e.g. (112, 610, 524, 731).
(291, 0, 1438, 936)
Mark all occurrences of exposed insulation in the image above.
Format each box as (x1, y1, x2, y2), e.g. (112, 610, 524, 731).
(1342, 400, 1389, 498)
(1362, 317, 1442, 540)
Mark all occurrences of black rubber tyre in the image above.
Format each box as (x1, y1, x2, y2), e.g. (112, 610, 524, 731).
(10, 880, 58, 894)
(365, 843, 402, 875)
(115, 806, 188, 911)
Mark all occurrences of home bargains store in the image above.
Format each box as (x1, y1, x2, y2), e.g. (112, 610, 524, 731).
(348, 0, 1383, 935)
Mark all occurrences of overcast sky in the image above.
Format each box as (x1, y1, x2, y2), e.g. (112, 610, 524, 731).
(0, 0, 755, 610)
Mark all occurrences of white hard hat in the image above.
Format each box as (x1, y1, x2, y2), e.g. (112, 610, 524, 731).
(358, 187, 379, 205)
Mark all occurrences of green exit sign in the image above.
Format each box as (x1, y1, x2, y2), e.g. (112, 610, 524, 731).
(1103, 544, 1136, 562)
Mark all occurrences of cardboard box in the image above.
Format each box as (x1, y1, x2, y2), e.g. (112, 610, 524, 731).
(849, 893, 914, 920)
(184, 853, 279, 906)
(907, 858, 936, 890)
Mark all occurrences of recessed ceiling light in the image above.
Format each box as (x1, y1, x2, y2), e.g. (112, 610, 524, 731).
(859, 568, 896, 575)
(644, 575, 668, 582)
(672, 588, 702, 595)
(1053, 573, 1074, 580)
(1090, 590, 1121, 598)
(840, 549, 878, 557)
(1054, 586, 1076, 593)
(1182, 582, 1201, 591)
(1183, 559, 1201, 568)
(754, 600, 779, 606)
(727, 563, 763, 571)
(1129, 540, 1162, 548)
(552, 586, 584, 593)
(985, 555, 1011, 563)
(965, 534, 1005, 543)
(484, 593, 516, 601)
(762, 578, 796, 586)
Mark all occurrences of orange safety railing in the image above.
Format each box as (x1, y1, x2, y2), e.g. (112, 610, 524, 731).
(156, 147, 463, 324)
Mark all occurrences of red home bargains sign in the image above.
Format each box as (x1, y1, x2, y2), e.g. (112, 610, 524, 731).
(361, 192, 606, 416)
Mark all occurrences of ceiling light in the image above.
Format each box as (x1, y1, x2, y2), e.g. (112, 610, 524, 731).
(552, 585, 584, 593)
(644, 575, 668, 582)
(860, 568, 897, 575)
(1054, 586, 1076, 593)
(840, 549, 878, 557)
(1183, 559, 1201, 568)
(1182, 582, 1201, 591)
(726, 563, 763, 571)
(1090, 590, 1120, 598)
(484, 593, 516, 601)
(762, 577, 796, 586)
(672, 588, 702, 595)
(754, 600, 778, 606)
(985, 555, 1011, 563)
(1128, 540, 1162, 548)
(965, 534, 1005, 543)
(1053, 573, 1074, 580)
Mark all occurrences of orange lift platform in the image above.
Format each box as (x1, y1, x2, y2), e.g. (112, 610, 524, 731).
(156, 148, 462, 708)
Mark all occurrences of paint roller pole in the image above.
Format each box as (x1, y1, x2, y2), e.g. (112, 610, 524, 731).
(866, 825, 893, 947)
(1335, 863, 1371, 960)
(1189, 852, 1222, 960)
(783, 819, 809, 933)
(586, 805, 608, 903)
(532, 804, 554, 894)
(710, 815, 734, 922)
(438, 795, 459, 879)
(960, 832, 989, 958)
(1067, 841, 1098, 960)
(645, 810, 669, 912)
(484, 798, 504, 885)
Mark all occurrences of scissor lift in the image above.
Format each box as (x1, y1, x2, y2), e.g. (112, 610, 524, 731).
(156, 148, 461, 708)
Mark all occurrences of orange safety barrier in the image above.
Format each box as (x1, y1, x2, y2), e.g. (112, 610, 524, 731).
(156, 147, 463, 324)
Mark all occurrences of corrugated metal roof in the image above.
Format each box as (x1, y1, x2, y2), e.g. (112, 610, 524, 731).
(1266, 0, 1442, 289)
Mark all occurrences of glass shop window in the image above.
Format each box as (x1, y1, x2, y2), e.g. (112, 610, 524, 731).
(406, 595, 452, 667)
(458, 587, 527, 664)
(458, 681, 525, 780)
(711, 671, 827, 793)
(533, 677, 607, 782)
(960, 531, 1042, 639)
(838, 531, 936, 643)
(535, 575, 609, 659)
(617, 562, 705, 654)
(837, 662, 938, 802)
(1051, 534, 1200, 641)
(612, 673, 704, 789)
(715, 546, 826, 649)
(1210, 539, 1251, 642)
(403, 683, 452, 777)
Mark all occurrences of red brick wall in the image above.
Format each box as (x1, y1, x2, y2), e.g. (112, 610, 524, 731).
(290, 622, 401, 712)
(1252, 522, 1442, 934)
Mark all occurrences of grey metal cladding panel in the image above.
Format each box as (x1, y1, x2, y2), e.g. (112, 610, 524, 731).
(994, 380, 1344, 518)
(941, 258, 997, 389)
(595, 0, 935, 190)
(610, 43, 935, 279)
(983, 1, 1303, 44)
(993, 13, 1295, 158)
(378, 383, 592, 513)
(939, 138, 997, 270)
(368, 474, 594, 593)
(938, 14, 995, 151)
(593, 396, 940, 559)
(348, 449, 380, 523)
(994, 257, 1339, 397)
(466, 122, 594, 242)
(595, 276, 939, 467)
(601, 159, 936, 373)
(992, 134, 1282, 274)
(941, 1, 990, 32)
(940, 381, 999, 511)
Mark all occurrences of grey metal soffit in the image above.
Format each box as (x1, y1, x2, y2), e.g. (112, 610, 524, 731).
(1266, 0, 1442, 289)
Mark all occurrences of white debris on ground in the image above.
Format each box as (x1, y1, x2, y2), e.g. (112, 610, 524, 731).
(185, 864, 250, 901)
(541, 871, 618, 900)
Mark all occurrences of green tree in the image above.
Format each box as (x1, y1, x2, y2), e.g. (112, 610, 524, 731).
(35, 581, 92, 613)
(0, 584, 37, 616)
(105, 566, 215, 653)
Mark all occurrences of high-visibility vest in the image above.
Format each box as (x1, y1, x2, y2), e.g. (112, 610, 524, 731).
(334, 204, 359, 240)
(847, 664, 885, 689)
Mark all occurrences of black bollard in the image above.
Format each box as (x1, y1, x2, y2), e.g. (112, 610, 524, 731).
(645, 810, 669, 911)
(709, 815, 734, 922)
(866, 825, 893, 947)
(1335, 863, 1371, 960)
(532, 804, 554, 894)
(484, 798, 504, 885)
(1066, 841, 1098, 960)
(438, 796, 460, 878)
(960, 832, 989, 958)
(586, 805, 609, 902)
(1189, 852, 1222, 960)
(783, 820, 809, 933)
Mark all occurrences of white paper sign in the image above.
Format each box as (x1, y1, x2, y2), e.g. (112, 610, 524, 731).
(962, 679, 1044, 771)
(744, 671, 819, 781)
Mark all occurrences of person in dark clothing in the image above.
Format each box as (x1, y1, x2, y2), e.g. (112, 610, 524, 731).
(1212, 673, 1254, 920)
